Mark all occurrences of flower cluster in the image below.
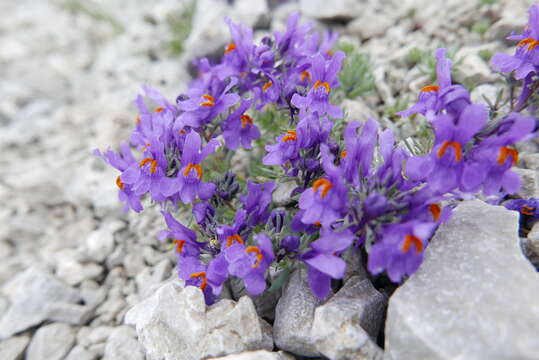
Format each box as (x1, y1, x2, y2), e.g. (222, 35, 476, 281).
(97, 9, 537, 304)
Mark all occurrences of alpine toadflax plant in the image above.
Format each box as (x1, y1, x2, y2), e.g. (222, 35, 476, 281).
(97, 8, 538, 303)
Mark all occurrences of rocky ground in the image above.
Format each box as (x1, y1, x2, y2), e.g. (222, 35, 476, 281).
(1, 0, 538, 359)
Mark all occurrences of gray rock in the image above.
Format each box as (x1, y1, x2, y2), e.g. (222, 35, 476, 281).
(344, 248, 368, 282)
(299, 0, 362, 21)
(0, 267, 82, 339)
(184, 0, 268, 60)
(85, 224, 116, 263)
(200, 297, 273, 359)
(273, 269, 321, 357)
(123, 253, 146, 277)
(56, 254, 103, 286)
(312, 277, 385, 360)
(385, 200, 539, 359)
(522, 222, 539, 267)
(348, 13, 395, 40)
(455, 53, 497, 84)
(103, 325, 145, 360)
(0, 335, 30, 360)
(470, 84, 500, 107)
(26, 323, 75, 360)
(125, 280, 272, 360)
(47, 302, 95, 325)
(341, 99, 378, 123)
(208, 350, 295, 360)
(65, 346, 97, 360)
(513, 168, 539, 199)
(229, 277, 281, 320)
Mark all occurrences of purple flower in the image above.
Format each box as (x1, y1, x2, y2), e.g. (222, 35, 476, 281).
(93, 142, 143, 212)
(178, 255, 228, 305)
(406, 104, 488, 193)
(176, 78, 240, 129)
(301, 227, 355, 299)
(295, 112, 333, 149)
(222, 99, 260, 150)
(120, 135, 174, 203)
(262, 129, 301, 167)
(192, 201, 215, 228)
(298, 144, 348, 227)
(367, 221, 436, 282)
(216, 210, 247, 248)
(491, 5, 539, 80)
(341, 119, 379, 185)
(398, 48, 471, 119)
(505, 198, 539, 219)
(461, 113, 536, 195)
(170, 130, 219, 203)
(158, 211, 201, 258)
(224, 233, 275, 295)
(221, 18, 255, 76)
(240, 181, 276, 227)
(291, 52, 345, 118)
(281, 235, 300, 252)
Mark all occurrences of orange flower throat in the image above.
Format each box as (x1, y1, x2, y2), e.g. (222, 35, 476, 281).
(200, 94, 215, 107)
(497, 147, 518, 166)
(226, 234, 244, 247)
(139, 158, 158, 174)
(437, 141, 462, 162)
(245, 246, 263, 268)
(312, 178, 333, 198)
(241, 114, 253, 128)
(183, 163, 203, 179)
(402, 235, 423, 253)
(190, 272, 207, 290)
(313, 80, 330, 93)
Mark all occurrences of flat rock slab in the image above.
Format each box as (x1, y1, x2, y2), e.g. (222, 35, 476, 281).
(26, 323, 75, 360)
(385, 200, 539, 359)
(0, 267, 82, 339)
(0, 335, 30, 360)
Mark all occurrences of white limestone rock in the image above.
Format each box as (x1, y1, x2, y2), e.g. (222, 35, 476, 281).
(0, 335, 30, 360)
(385, 200, 539, 359)
(26, 323, 76, 360)
(311, 277, 385, 360)
(125, 280, 273, 360)
(0, 267, 82, 339)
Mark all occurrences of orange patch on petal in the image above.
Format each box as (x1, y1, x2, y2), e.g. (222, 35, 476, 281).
(281, 130, 297, 142)
(200, 94, 215, 107)
(497, 147, 518, 166)
(437, 141, 462, 162)
(402, 235, 423, 253)
(241, 114, 253, 128)
(226, 234, 244, 248)
(183, 163, 203, 179)
(190, 272, 207, 290)
(116, 176, 125, 190)
(429, 204, 441, 222)
(224, 42, 236, 54)
(420, 85, 439, 93)
(312, 178, 333, 198)
(245, 246, 263, 268)
(262, 81, 273, 92)
(174, 239, 186, 254)
(313, 80, 330, 93)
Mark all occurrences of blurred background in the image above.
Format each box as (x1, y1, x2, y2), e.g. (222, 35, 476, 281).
(0, 0, 533, 358)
